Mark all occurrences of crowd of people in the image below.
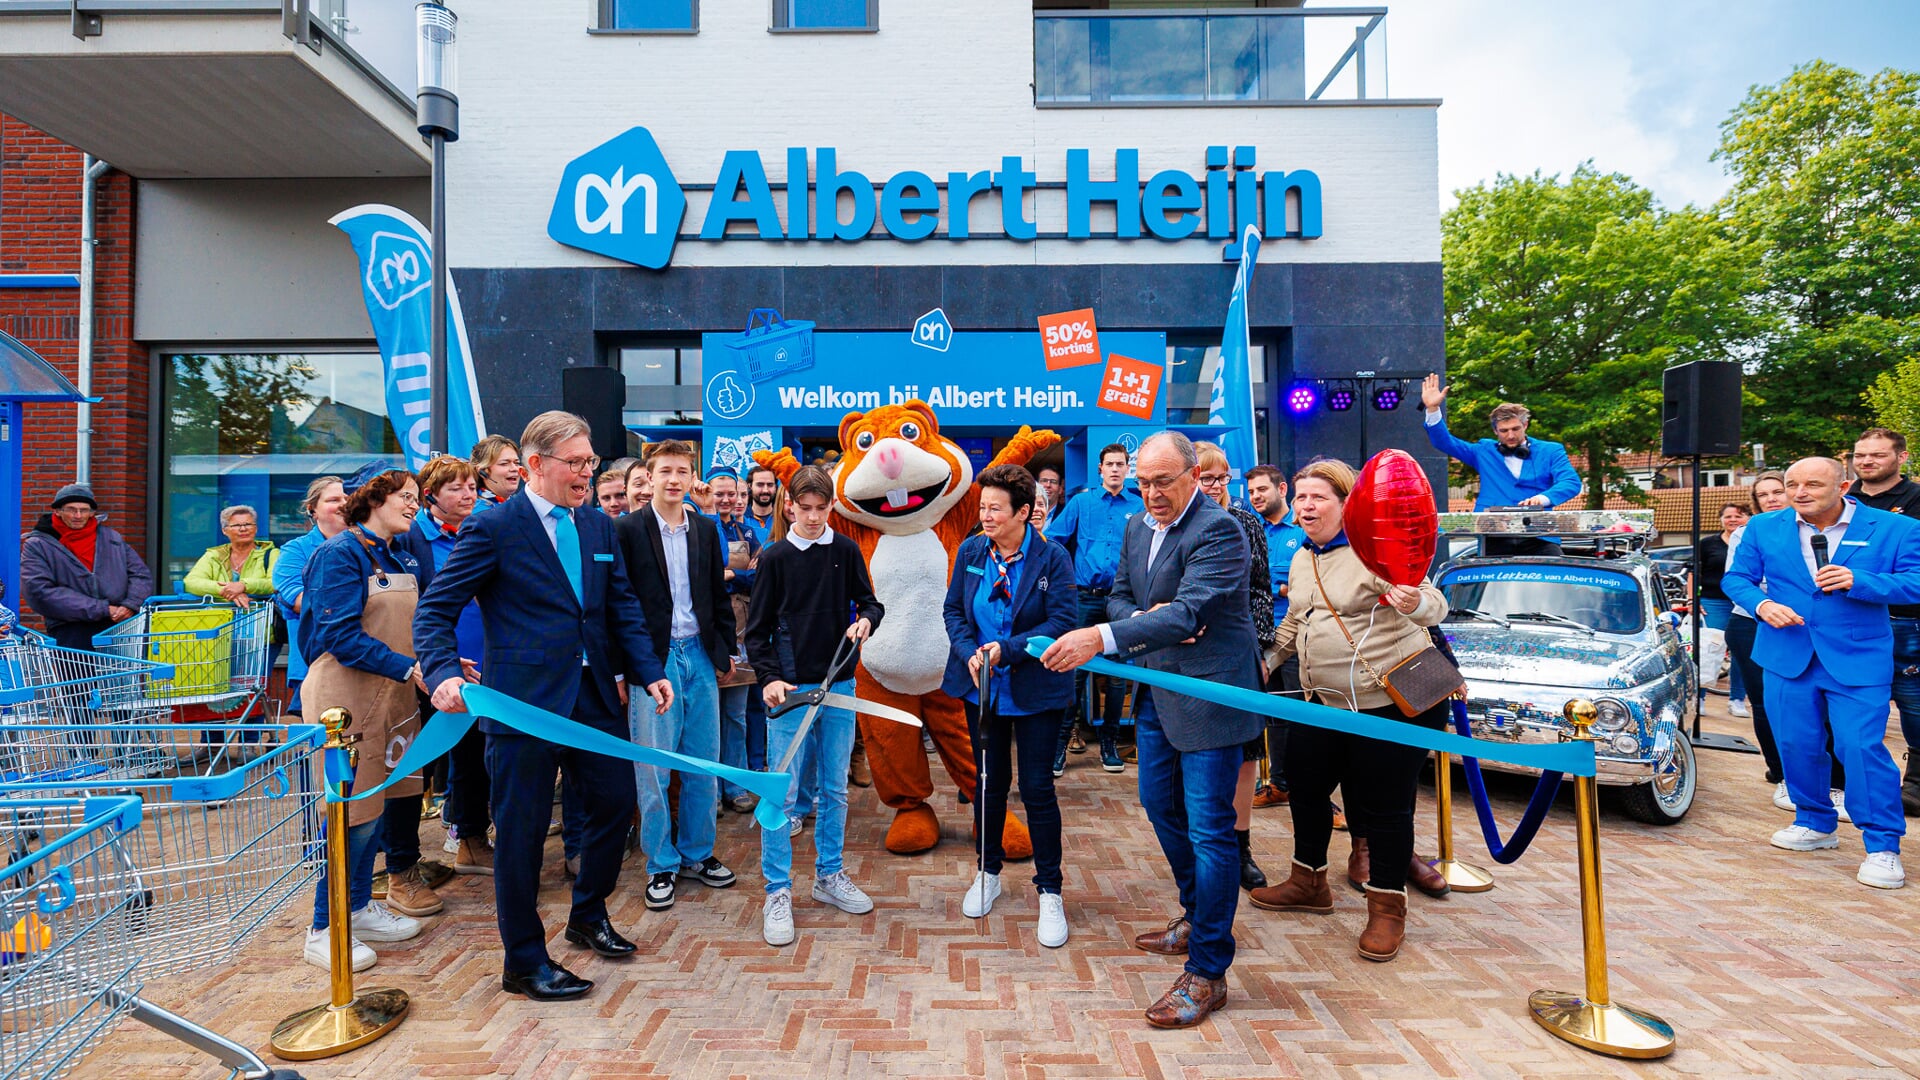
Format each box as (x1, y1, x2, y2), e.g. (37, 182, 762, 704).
(9, 392, 1920, 1030)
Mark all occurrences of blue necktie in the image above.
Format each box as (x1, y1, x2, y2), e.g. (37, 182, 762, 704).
(550, 505, 583, 605)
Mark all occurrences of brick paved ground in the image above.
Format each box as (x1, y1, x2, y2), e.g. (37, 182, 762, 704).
(70, 700, 1920, 1079)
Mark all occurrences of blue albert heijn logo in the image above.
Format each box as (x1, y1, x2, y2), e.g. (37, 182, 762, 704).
(365, 230, 432, 311)
(911, 308, 952, 353)
(548, 127, 687, 270)
(704, 367, 755, 421)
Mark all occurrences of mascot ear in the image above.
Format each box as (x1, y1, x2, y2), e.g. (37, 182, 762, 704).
(838, 409, 869, 452)
(901, 400, 939, 437)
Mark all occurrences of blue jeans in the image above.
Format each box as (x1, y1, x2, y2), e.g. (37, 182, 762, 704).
(762, 678, 855, 894)
(1699, 598, 1745, 701)
(719, 680, 767, 801)
(1134, 692, 1241, 981)
(311, 818, 380, 931)
(632, 638, 722, 875)
(1891, 618, 1920, 756)
(1768, 657, 1905, 852)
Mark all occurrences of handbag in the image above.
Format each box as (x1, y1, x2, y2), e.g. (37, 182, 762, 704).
(1309, 555, 1463, 718)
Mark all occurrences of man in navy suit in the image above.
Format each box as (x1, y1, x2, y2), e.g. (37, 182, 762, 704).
(1420, 373, 1582, 556)
(1725, 456, 1920, 891)
(416, 411, 673, 1000)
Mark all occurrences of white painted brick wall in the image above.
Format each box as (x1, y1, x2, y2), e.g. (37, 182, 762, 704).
(449, 0, 1439, 268)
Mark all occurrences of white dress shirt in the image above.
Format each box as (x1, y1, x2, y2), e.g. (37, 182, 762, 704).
(787, 525, 836, 551)
(654, 507, 701, 640)
(1097, 487, 1202, 654)
(1426, 409, 1525, 478)
(1794, 498, 1856, 579)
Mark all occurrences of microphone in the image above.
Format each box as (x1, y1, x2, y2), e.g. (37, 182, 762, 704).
(1810, 533, 1830, 571)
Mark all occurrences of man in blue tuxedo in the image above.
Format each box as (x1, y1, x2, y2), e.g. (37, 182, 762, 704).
(1724, 456, 1920, 891)
(416, 411, 674, 1000)
(1420, 373, 1582, 556)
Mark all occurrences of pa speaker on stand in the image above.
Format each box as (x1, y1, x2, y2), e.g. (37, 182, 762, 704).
(562, 366, 628, 465)
(1664, 361, 1759, 756)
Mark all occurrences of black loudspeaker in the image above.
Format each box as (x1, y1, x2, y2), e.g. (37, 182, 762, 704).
(1661, 361, 1741, 457)
(562, 366, 627, 464)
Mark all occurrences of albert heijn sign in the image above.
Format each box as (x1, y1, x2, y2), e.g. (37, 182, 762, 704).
(548, 127, 1322, 270)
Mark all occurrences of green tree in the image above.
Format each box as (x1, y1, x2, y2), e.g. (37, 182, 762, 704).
(1866, 356, 1920, 442)
(168, 353, 319, 456)
(1716, 61, 1920, 458)
(1442, 166, 1759, 507)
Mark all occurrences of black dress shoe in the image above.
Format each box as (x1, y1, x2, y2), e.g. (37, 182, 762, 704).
(564, 918, 637, 958)
(501, 961, 594, 1000)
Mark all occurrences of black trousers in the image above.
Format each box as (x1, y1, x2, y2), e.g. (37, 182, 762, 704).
(445, 723, 494, 836)
(966, 702, 1065, 893)
(1286, 699, 1448, 892)
(486, 670, 637, 974)
(1262, 656, 1301, 789)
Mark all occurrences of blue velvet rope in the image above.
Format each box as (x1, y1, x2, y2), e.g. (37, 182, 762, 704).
(1448, 699, 1564, 864)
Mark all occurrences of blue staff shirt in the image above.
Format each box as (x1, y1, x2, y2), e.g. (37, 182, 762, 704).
(1262, 509, 1306, 619)
(272, 527, 330, 682)
(964, 526, 1032, 713)
(1049, 485, 1143, 591)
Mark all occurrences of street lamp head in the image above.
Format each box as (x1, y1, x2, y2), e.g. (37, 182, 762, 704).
(415, 2, 460, 139)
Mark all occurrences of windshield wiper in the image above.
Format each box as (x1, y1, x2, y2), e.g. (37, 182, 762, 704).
(1508, 611, 1595, 634)
(1447, 607, 1509, 628)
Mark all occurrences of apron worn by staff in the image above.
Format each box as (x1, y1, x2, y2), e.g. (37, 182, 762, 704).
(303, 540, 422, 828)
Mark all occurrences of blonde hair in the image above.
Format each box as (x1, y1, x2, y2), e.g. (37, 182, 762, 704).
(1192, 441, 1230, 473)
(301, 476, 343, 519)
(1291, 458, 1357, 500)
(470, 434, 519, 472)
(520, 411, 592, 459)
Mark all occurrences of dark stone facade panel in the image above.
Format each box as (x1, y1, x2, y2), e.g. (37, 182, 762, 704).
(1293, 262, 1445, 327)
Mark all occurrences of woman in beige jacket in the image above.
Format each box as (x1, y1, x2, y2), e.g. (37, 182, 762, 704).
(1247, 459, 1447, 963)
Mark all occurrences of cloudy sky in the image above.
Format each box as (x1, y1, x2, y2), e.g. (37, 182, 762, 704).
(1371, 1, 1920, 209)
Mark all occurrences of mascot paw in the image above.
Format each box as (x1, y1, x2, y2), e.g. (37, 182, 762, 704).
(999, 812, 1034, 861)
(994, 426, 1062, 467)
(886, 804, 942, 855)
(753, 447, 801, 484)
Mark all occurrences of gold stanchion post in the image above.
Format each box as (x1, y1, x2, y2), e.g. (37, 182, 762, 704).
(1528, 700, 1675, 1060)
(1431, 750, 1494, 892)
(271, 708, 410, 1061)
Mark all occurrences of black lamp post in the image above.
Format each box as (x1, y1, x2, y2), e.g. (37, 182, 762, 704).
(416, 2, 458, 455)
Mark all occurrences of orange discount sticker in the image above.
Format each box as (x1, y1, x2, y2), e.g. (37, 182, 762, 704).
(1097, 354, 1162, 420)
(1037, 308, 1102, 370)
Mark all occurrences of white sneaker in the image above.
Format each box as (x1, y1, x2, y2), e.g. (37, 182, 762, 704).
(962, 871, 1001, 918)
(811, 871, 874, 914)
(303, 928, 375, 972)
(442, 834, 460, 855)
(1858, 851, 1906, 890)
(1729, 699, 1751, 718)
(1832, 790, 1851, 824)
(349, 900, 423, 943)
(1036, 892, 1068, 949)
(1771, 824, 1840, 851)
(763, 888, 795, 946)
(1773, 782, 1795, 812)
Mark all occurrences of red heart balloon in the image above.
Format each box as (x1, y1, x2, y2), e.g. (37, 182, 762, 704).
(1345, 449, 1438, 587)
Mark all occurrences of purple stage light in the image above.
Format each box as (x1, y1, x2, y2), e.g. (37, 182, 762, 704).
(1373, 385, 1402, 411)
(1286, 384, 1318, 414)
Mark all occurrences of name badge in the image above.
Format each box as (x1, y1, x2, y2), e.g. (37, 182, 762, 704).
(1841, 540, 1869, 546)
(965, 564, 985, 576)
(593, 553, 615, 562)
(1038, 576, 1049, 592)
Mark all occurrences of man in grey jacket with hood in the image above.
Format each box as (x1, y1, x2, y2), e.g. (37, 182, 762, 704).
(21, 483, 153, 650)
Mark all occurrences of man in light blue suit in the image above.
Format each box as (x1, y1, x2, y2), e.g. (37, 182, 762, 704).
(1420, 373, 1582, 555)
(1725, 456, 1920, 890)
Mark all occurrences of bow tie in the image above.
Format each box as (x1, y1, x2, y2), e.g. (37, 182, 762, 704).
(1499, 442, 1531, 460)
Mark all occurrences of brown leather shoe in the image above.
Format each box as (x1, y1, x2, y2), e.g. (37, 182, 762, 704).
(455, 836, 495, 876)
(1144, 971, 1229, 1029)
(1251, 783, 1289, 809)
(1132, 916, 1192, 955)
(1358, 887, 1408, 962)
(849, 743, 873, 788)
(383, 865, 445, 918)
(1346, 836, 1369, 893)
(1248, 861, 1334, 913)
(1407, 853, 1450, 899)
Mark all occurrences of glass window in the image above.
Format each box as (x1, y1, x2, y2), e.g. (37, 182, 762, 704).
(1107, 18, 1205, 102)
(1164, 342, 1266, 425)
(161, 351, 400, 590)
(604, 0, 695, 31)
(773, 0, 873, 29)
(616, 346, 702, 387)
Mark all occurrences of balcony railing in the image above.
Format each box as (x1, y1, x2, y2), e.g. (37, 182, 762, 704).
(1034, 6, 1388, 106)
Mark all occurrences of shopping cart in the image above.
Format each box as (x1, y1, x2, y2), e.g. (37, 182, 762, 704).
(0, 794, 145, 1080)
(0, 638, 177, 786)
(90, 598, 273, 717)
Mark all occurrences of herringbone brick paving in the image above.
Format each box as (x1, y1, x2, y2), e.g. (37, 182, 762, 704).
(72, 703, 1920, 1079)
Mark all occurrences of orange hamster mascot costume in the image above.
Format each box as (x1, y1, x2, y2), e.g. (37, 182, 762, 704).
(757, 402, 1059, 855)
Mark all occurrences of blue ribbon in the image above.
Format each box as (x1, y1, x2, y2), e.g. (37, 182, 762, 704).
(332, 685, 793, 831)
(1024, 637, 1596, 778)
(1449, 700, 1563, 863)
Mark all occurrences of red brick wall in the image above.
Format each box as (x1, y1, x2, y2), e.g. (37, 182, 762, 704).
(1, 114, 150, 569)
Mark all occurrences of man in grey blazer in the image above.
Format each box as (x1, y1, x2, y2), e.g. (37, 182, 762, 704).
(1042, 431, 1261, 1029)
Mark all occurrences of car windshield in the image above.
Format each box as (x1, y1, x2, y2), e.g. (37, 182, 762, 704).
(1440, 564, 1644, 635)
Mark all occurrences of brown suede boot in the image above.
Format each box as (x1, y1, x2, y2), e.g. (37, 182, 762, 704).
(1346, 836, 1369, 893)
(1358, 886, 1407, 962)
(1248, 860, 1334, 913)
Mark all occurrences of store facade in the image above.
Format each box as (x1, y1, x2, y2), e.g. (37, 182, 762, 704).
(0, 0, 1443, 590)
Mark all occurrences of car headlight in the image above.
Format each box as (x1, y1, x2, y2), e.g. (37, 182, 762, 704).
(1591, 697, 1634, 735)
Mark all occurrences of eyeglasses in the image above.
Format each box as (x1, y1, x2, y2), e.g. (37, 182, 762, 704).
(1198, 473, 1231, 487)
(1135, 474, 1186, 493)
(226, 522, 258, 530)
(394, 492, 421, 507)
(549, 454, 602, 476)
